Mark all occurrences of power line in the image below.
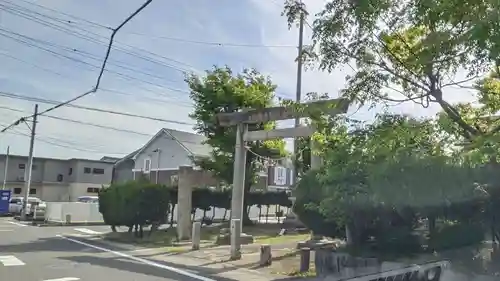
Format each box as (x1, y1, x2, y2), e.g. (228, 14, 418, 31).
(0, 105, 154, 137)
(1, 0, 111, 30)
(0, 2, 197, 73)
(0, 28, 185, 84)
(1, 0, 155, 133)
(126, 32, 297, 48)
(0, 90, 195, 126)
(0, 120, 130, 155)
(4, 129, 129, 155)
(4, 0, 296, 49)
(0, 29, 191, 95)
(0, 44, 192, 106)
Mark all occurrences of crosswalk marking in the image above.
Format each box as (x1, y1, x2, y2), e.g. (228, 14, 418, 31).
(0, 255, 25, 266)
(74, 228, 103, 235)
(43, 277, 80, 281)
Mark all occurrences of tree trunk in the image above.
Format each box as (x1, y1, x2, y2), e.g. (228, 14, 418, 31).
(265, 205, 269, 223)
(111, 225, 117, 232)
(223, 209, 228, 221)
(211, 207, 216, 220)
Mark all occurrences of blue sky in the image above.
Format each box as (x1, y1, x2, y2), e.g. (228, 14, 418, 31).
(0, 0, 474, 160)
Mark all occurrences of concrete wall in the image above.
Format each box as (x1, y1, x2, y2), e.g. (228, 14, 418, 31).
(68, 183, 105, 202)
(42, 159, 71, 183)
(5, 182, 69, 202)
(45, 202, 103, 223)
(71, 160, 113, 184)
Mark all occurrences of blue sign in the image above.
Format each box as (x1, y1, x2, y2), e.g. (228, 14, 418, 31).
(0, 190, 11, 214)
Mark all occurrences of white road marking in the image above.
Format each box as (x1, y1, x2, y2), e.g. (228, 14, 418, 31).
(43, 277, 80, 281)
(57, 235, 216, 281)
(0, 255, 25, 266)
(73, 228, 102, 235)
(0, 229, 13, 232)
(6, 221, 27, 227)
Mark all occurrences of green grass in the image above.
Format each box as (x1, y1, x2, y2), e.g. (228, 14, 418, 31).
(103, 223, 309, 249)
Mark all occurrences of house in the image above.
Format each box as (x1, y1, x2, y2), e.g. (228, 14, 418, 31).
(0, 154, 113, 202)
(113, 128, 294, 190)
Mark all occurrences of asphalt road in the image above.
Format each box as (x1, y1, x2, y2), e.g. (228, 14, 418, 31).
(0, 218, 224, 281)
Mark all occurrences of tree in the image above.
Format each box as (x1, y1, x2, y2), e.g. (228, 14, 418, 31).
(309, 112, 492, 249)
(282, 0, 500, 144)
(186, 66, 286, 225)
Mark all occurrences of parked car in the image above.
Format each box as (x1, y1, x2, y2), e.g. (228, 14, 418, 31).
(9, 197, 46, 217)
(8, 197, 23, 214)
(77, 196, 99, 203)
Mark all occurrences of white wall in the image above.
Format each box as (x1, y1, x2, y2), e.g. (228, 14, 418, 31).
(45, 202, 103, 223)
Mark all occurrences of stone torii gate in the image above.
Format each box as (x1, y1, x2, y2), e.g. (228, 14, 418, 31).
(216, 98, 349, 259)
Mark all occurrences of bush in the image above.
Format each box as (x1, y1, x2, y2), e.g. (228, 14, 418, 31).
(428, 222, 484, 251)
(292, 170, 344, 238)
(293, 201, 344, 238)
(99, 180, 171, 236)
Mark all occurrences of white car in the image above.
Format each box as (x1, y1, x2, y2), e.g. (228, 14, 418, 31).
(9, 197, 46, 217)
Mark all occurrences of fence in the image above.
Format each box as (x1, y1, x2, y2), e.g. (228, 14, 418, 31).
(43, 202, 290, 225)
(44, 202, 103, 224)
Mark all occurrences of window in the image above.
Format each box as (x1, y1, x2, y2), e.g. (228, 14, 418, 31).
(83, 167, 91, 174)
(29, 188, 36, 195)
(144, 158, 151, 173)
(13, 188, 21, 194)
(92, 168, 105, 174)
(68, 168, 73, 175)
(18, 163, 25, 169)
(9, 198, 21, 204)
(87, 187, 100, 194)
(274, 167, 286, 185)
(57, 174, 63, 182)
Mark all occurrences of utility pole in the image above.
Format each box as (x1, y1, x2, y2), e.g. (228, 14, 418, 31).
(293, 3, 305, 185)
(2, 146, 9, 190)
(21, 104, 38, 220)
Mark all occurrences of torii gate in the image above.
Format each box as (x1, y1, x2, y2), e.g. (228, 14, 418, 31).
(216, 98, 350, 259)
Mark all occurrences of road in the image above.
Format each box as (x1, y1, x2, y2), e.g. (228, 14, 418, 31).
(0, 218, 224, 281)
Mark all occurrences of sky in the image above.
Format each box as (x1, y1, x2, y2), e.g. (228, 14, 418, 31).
(0, 0, 476, 160)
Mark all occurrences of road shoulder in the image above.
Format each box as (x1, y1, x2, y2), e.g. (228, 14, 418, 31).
(61, 233, 299, 281)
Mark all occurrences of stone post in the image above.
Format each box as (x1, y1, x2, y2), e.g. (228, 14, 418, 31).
(299, 248, 311, 272)
(259, 244, 272, 266)
(230, 218, 241, 260)
(192, 221, 201, 250)
(177, 165, 193, 240)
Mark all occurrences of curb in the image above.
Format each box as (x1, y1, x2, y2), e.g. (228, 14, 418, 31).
(33, 222, 106, 227)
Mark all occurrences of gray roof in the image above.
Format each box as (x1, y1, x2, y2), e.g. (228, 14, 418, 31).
(164, 128, 211, 158)
(100, 156, 121, 163)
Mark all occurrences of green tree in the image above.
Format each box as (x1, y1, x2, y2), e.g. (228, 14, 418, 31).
(186, 66, 286, 225)
(282, 0, 500, 143)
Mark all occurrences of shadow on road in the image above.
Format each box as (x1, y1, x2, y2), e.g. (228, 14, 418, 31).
(59, 255, 238, 281)
(0, 237, 100, 253)
(0, 236, 135, 253)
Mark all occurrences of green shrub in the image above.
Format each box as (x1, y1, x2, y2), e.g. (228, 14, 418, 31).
(428, 222, 484, 251)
